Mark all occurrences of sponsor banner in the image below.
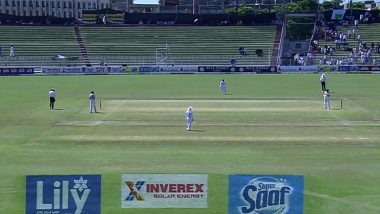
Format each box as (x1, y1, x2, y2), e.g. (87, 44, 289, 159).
(83, 66, 122, 73)
(42, 67, 82, 73)
(159, 66, 198, 72)
(121, 174, 208, 208)
(26, 174, 101, 214)
(198, 66, 277, 73)
(338, 65, 359, 72)
(318, 65, 337, 73)
(331, 9, 346, 20)
(41, 66, 122, 74)
(122, 65, 139, 73)
(139, 66, 159, 72)
(358, 65, 380, 72)
(229, 175, 304, 214)
(278, 66, 318, 73)
(106, 13, 124, 22)
(0, 67, 34, 75)
(81, 13, 98, 21)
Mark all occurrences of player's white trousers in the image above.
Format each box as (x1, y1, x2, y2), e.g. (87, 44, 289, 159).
(90, 100, 96, 113)
(186, 118, 192, 129)
(324, 98, 330, 109)
(221, 87, 226, 95)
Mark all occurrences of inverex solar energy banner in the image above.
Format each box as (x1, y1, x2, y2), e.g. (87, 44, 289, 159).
(229, 175, 304, 214)
(121, 174, 208, 208)
(26, 175, 101, 214)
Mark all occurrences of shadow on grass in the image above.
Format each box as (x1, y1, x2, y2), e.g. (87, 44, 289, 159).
(188, 129, 205, 132)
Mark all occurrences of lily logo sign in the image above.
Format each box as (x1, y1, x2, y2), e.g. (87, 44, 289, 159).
(229, 175, 304, 214)
(26, 175, 101, 214)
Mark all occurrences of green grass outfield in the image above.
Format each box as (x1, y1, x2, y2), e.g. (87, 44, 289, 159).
(0, 74, 380, 213)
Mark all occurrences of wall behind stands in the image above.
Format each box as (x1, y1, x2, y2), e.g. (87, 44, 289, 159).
(122, 13, 276, 25)
(322, 9, 380, 22)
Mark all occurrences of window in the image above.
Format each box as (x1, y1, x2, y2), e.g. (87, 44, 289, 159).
(36, 10, 39, 16)
(78, 2, 80, 9)
(42, 1, 45, 7)
(29, 0, 33, 8)
(82, 2, 85, 9)
(23, 0, 26, 6)
(6, 10, 9, 14)
(12, 0, 15, 6)
(93, 3, 96, 9)
(69, 11, 72, 17)
(63, 1, 66, 8)
(69, 2, 72, 8)
(63, 11, 66, 18)
(5, 0, 9, 7)
(42, 11, 45, 16)
(88, 3, 91, 9)
(101, 3, 104, 9)
(57, 1, 60, 8)
(51, 1, 55, 8)
(36, 0, 39, 7)
(17, 1, 20, 6)
(23, 10, 26, 16)
(12, 10, 16, 15)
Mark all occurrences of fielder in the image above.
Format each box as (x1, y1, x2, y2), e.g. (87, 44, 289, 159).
(89, 91, 97, 113)
(320, 72, 327, 91)
(220, 79, 227, 95)
(186, 106, 194, 131)
(323, 89, 331, 110)
(48, 88, 56, 110)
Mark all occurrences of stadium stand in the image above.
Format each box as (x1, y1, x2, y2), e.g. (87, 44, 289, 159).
(0, 25, 277, 67)
(80, 26, 277, 66)
(0, 26, 82, 66)
(312, 22, 380, 65)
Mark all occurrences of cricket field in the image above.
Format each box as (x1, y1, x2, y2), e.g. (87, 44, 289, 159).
(0, 74, 380, 213)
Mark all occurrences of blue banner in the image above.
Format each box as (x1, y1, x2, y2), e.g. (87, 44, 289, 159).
(229, 175, 304, 214)
(198, 66, 277, 73)
(0, 67, 34, 75)
(26, 175, 101, 214)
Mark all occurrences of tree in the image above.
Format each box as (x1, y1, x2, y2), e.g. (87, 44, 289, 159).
(320, 0, 344, 11)
(225, 5, 255, 15)
(286, 0, 318, 13)
(351, 2, 365, 9)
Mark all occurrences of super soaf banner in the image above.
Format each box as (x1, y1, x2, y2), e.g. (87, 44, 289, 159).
(229, 175, 304, 214)
(121, 174, 208, 208)
(26, 175, 101, 214)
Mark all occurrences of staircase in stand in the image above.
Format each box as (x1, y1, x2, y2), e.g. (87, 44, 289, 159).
(74, 26, 90, 66)
(271, 24, 283, 66)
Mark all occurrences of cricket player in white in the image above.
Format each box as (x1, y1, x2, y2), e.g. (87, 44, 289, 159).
(89, 91, 96, 113)
(320, 72, 327, 91)
(9, 46, 14, 57)
(186, 106, 194, 131)
(48, 88, 56, 110)
(220, 79, 227, 95)
(323, 89, 331, 110)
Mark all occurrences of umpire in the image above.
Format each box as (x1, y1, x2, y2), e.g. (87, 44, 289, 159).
(48, 88, 56, 110)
